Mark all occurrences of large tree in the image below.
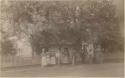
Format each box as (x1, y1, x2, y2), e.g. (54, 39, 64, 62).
(1, 0, 123, 55)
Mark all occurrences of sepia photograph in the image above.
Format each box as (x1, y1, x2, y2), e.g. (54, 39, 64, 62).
(0, 0, 124, 77)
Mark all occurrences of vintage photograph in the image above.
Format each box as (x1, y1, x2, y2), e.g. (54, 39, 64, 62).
(0, 0, 124, 77)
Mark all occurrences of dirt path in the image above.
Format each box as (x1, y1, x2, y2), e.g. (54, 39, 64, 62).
(1, 63, 124, 77)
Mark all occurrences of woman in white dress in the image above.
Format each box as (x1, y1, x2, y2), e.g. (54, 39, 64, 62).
(50, 53, 56, 65)
(41, 48, 47, 67)
(55, 49, 61, 65)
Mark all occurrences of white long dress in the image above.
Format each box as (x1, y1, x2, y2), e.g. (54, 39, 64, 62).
(46, 54, 51, 65)
(50, 56, 56, 65)
(41, 53, 47, 67)
(55, 51, 61, 64)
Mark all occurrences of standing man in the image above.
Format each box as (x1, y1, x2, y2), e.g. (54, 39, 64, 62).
(81, 41, 88, 63)
(95, 45, 104, 63)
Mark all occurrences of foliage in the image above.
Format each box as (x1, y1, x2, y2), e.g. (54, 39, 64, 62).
(1, 32, 16, 55)
(0, 0, 123, 54)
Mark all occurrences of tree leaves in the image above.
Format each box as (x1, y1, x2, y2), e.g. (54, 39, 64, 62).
(1, 0, 123, 54)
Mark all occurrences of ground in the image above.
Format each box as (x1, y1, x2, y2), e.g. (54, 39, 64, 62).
(0, 63, 124, 77)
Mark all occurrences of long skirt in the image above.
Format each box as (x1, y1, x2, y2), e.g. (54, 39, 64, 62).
(41, 56, 47, 67)
(50, 56, 56, 65)
(46, 56, 51, 65)
(56, 57, 61, 65)
(63, 56, 69, 64)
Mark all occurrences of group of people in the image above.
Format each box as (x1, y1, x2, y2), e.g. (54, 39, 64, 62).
(40, 42, 104, 67)
(40, 48, 56, 67)
(81, 41, 104, 64)
(40, 48, 70, 67)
